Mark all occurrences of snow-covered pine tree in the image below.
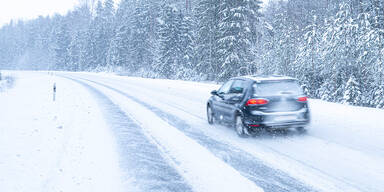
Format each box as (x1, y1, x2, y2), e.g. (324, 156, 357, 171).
(294, 15, 324, 98)
(194, 0, 220, 80)
(320, 3, 360, 101)
(366, 0, 384, 107)
(177, 13, 196, 79)
(318, 78, 340, 102)
(157, 5, 181, 79)
(106, 0, 133, 72)
(0, 25, 15, 69)
(53, 18, 71, 70)
(130, 1, 159, 74)
(68, 31, 81, 71)
(243, 0, 263, 75)
(66, 5, 92, 71)
(263, 1, 296, 76)
(355, 11, 379, 106)
(83, 22, 97, 70)
(256, 2, 279, 75)
(247, 0, 263, 43)
(343, 75, 362, 105)
(216, 0, 255, 81)
(372, 85, 384, 108)
(93, 0, 115, 70)
(107, 25, 130, 72)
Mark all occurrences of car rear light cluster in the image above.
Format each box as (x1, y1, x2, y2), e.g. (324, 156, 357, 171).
(297, 97, 308, 102)
(246, 99, 268, 106)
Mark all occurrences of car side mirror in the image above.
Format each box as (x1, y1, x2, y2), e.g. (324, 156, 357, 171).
(211, 90, 218, 96)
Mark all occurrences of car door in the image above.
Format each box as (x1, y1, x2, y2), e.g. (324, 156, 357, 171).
(211, 80, 234, 121)
(221, 79, 248, 122)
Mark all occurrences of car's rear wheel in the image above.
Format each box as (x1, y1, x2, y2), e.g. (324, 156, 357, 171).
(207, 105, 215, 124)
(235, 115, 248, 137)
(296, 127, 306, 133)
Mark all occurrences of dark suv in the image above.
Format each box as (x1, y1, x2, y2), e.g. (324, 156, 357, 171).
(207, 75, 310, 136)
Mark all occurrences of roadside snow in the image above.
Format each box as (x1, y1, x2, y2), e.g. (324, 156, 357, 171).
(0, 72, 124, 192)
(309, 99, 384, 156)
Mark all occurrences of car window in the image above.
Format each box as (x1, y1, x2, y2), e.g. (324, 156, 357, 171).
(229, 80, 246, 94)
(253, 80, 303, 96)
(218, 80, 234, 94)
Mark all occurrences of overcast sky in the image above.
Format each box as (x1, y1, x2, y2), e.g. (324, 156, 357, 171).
(0, 0, 270, 27)
(0, 0, 79, 27)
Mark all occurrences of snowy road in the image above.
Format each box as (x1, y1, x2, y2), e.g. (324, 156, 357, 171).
(1, 71, 384, 192)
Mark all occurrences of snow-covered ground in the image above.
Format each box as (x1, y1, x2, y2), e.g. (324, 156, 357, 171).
(0, 72, 124, 192)
(1, 71, 384, 192)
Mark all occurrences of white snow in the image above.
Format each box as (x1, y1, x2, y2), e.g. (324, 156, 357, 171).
(2, 71, 384, 192)
(0, 71, 124, 192)
(70, 72, 384, 192)
(79, 77, 264, 192)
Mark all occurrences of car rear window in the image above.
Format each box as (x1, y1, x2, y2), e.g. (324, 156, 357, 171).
(253, 80, 303, 96)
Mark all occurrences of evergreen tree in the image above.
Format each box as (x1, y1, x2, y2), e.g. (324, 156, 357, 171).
(247, 0, 263, 43)
(93, 0, 115, 70)
(68, 31, 81, 71)
(320, 3, 359, 100)
(195, 0, 220, 80)
(216, 0, 259, 81)
(107, 25, 130, 71)
(157, 5, 181, 78)
(263, 1, 297, 76)
(319, 79, 338, 102)
(372, 85, 384, 108)
(294, 15, 324, 97)
(343, 75, 362, 105)
(177, 14, 196, 79)
(53, 18, 71, 70)
(130, 1, 159, 74)
(106, 0, 134, 71)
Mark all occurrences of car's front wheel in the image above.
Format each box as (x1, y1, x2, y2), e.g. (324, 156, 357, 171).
(207, 105, 215, 124)
(234, 115, 248, 137)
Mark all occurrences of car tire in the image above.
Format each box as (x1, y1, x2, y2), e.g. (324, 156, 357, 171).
(207, 105, 215, 124)
(234, 115, 248, 137)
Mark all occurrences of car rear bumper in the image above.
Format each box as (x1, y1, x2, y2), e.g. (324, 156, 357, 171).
(261, 120, 309, 129)
(244, 108, 310, 129)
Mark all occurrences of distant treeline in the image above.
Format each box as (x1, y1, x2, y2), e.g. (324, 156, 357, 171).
(0, 0, 383, 107)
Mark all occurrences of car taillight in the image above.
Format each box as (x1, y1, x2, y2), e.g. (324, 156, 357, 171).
(298, 97, 308, 102)
(246, 99, 268, 106)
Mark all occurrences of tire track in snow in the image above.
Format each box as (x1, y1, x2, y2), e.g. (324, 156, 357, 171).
(85, 75, 369, 192)
(74, 76, 316, 192)
(62, 77, 193, 192)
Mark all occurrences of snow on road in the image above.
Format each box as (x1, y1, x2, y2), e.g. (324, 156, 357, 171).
(0, 72, 264, 192)
(68, 76, 264, 192)
(2, 71, 384, 192)
(71, 75, 315, 192)
(65, 77, 194, 192)
(66, 72, 384, 192)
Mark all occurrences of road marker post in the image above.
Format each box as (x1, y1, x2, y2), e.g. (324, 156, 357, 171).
(53, 83, 56, 102)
